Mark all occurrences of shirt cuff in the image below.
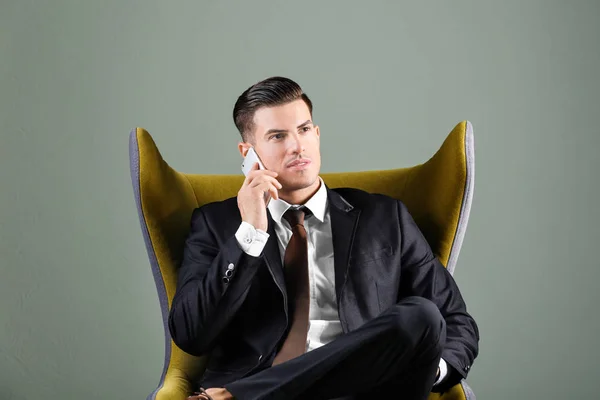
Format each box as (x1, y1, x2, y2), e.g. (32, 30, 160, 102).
(235, 221, 269, 257)
(434, 358, 448, 385)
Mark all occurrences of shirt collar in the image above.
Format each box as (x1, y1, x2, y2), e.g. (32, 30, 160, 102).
(268, 177, 327, 224)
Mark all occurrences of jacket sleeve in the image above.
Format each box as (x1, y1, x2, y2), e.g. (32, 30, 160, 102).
(168, 207, 264, 356)
(396, 200, 480, 390)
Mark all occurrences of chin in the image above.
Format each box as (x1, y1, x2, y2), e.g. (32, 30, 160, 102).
(282, 173, 319, 191)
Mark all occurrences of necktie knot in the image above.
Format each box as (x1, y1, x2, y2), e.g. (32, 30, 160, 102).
(283, 207, 311, 228)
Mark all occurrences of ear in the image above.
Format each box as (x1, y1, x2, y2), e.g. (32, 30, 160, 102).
(238, 142, 252, 158)
(315, 125, 320, 139)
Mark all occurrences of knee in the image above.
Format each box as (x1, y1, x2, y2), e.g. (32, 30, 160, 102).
(385, 296, 445, 346)
(403, 296, 444, 330)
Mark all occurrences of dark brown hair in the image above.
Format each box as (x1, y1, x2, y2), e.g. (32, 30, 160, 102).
(233, 76, 313, 142)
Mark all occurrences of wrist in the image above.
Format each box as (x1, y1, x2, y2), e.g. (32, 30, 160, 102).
(243, 220, 267, 232)
(236, 222, 269, 257)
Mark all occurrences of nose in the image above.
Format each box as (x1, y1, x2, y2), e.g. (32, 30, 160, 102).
(290, 133, 305, 154)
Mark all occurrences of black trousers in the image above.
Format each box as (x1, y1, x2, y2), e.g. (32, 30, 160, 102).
(224, 296, 446, 400)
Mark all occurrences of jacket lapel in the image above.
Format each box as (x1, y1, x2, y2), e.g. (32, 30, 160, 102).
(327, 188, 361, 305)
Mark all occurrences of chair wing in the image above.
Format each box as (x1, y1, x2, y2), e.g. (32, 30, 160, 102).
(130, 130, 207, 400)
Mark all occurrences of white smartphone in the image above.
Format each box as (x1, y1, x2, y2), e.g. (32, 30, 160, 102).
(241, 147, 271, 205)
(241, 147, 265, 176)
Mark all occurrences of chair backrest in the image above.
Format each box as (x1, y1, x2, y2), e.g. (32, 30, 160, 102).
(129, 120, 474, 399)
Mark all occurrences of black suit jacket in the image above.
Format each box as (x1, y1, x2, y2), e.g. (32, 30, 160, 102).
(168, 186, 479, 391)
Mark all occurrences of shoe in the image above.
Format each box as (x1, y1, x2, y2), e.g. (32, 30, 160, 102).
(187, 387, 213, 400)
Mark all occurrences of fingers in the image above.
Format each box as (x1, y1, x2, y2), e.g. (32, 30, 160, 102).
(250, 168, 278, 179)
(243, 166, 278, 185)
(268, 184, 279, 201)
(241, 165, 281, 203)
(254, 181, 280, 200)
(249, 175, 281, 190)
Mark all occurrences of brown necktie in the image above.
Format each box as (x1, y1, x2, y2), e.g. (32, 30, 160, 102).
(272, 207, 311, 365)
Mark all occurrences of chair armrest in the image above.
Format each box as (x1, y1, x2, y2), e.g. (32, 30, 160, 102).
(428, 379, 476, 400)
(148, 367, 194, 400)
(461, 380, 476, 400)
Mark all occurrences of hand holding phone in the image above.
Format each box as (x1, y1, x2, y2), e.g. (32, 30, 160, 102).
(238, 148, 281, 231)
(242, 148, 272, 204)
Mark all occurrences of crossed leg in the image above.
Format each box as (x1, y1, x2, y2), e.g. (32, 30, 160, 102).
(192, 296, 445, 400)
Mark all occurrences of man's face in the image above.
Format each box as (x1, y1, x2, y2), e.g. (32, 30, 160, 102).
(240, 99, 321, 197)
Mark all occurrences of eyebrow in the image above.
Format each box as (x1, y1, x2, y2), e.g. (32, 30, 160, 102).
(264, 120, 313, 136)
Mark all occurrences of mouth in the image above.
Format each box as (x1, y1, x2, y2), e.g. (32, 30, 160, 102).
(286, 159, 311, 169)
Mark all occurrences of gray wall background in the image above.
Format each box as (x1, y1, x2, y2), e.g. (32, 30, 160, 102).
(1, 1, 599, 399)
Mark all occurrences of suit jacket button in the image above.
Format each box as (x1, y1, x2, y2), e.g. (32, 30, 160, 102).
(222, 277, 230, 284)
(227, 263, 235, 270)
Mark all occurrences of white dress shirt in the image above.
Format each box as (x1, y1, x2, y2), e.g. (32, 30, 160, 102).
(234, 177, 447, 384)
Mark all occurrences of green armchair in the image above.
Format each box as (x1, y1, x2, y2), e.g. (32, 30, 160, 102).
(129, 121, 477, 400)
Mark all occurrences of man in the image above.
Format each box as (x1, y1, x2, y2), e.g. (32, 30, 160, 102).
(168, 77, 479, 400)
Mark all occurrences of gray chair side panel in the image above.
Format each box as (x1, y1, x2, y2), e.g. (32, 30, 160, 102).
(446, 121, 475, 275)
(461, 379, 476, 400)
(128, 129, 172, 400)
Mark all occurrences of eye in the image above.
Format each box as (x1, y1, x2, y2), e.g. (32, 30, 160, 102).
(270, 133, 284, 140)
(302, 126, 312, 132)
